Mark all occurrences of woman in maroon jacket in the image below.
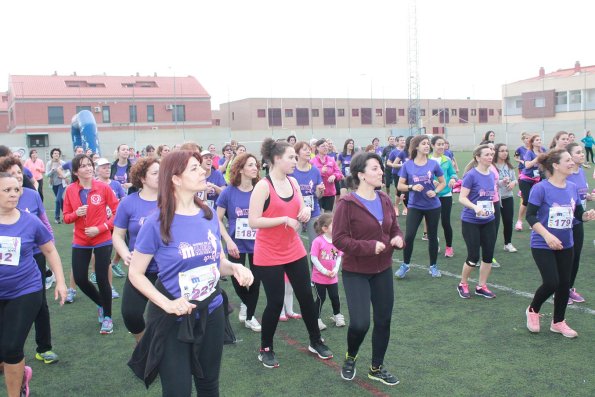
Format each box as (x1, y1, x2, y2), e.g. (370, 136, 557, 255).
(332, 151, 404, 386)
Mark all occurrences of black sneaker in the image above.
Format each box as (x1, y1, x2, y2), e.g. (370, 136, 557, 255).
(341, 354, 357, 380)
(258, 347, 279, 368)
(368, 365, 399, 386)
(308, 341, 333, 359)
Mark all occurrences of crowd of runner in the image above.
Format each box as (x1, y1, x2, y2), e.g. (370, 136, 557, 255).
(0, 128, 593, 396)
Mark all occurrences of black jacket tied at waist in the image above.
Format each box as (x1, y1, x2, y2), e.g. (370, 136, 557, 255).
(128, 279, 221, 388)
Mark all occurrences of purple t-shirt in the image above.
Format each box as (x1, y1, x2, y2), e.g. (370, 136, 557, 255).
(18, 187, 53, 254)
(353, 192, 384, 223)
(528, 180, 580, 249)
(134, 211, 223, 314)
(444, 149, 455, 160)
(113, 164, 128, 185)
(388, 148, 402, 175)
(108, 180, 126, 200)
(216, 186, 255, 254)
(566, 168, 589, 211)
(0, 210, 52, 299)
(521, 150, 540, 178)
(337, 153, 353, 177)
(113, 192, 159, 273)
(515, 146, 528, 170)
(291, 165, 323, 217)
(461, 168, 496, 224)
(399, 159, 444, 210)
(206, 170, 227, 206)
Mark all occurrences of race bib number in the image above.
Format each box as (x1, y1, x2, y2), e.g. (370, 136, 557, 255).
(235, 218, 257, 240)
(0, 236, 21, 266)
(476, 200, 495, 218)
(178, 263, 220, 301)
(548, 207, 573, 230)
(303, 195, 314, 209)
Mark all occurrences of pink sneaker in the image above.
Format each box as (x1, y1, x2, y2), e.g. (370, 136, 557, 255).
(550, 320, 578, 338)
(279, 315, 288, 322)
(444, 247, 454, 258)
(287, 312, 302, 320)
(568, 288, 585, 303)
(515, 220, 523, 231)
(21, 366, 32, 397)
(525, 306, 541, 333)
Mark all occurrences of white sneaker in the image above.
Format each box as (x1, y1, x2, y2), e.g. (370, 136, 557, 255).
(238, 303, 247, 322)
(45, 274, 56, 290)
(330, 313, 346, 327)
(318, 318, 327, 331)
(503, 243, 518, 253)
(245, 317, 261, 332)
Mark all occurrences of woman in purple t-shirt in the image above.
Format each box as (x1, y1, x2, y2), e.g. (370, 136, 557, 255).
(396, 135, 445, 279)
(456, 145, 497, 299)
(525, 150, 595, 338)
(516, 134, 543, 231)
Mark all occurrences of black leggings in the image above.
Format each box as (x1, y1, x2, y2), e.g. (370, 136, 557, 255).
(319, 196, 335, 212)
(0, 290, 42, 364)
(530, 247, 573, 323)
(493, 200, 501, 240)
(461, 220, 496, 264)
(230, 253, 261, 320)
(518, 179, 536, 206)
(121, 272, 158, 335)
(570, 223, 584, 288)
(342, 268, 393, 367)
(313, 283, 340, 316)
(585, 147, 594, 163)
(403, 206, 441, 265)
(33, 253, 52, 353)
(37, 178, 44, 202)
(500, 197, 515, 245)
(72, 245, 113, 318)
(254, 256, 321, 349)
(158, 304, 224, 397)
(439, 196, 453, 247)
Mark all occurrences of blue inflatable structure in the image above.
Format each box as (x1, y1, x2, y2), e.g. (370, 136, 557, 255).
(71, 110, 100, 155)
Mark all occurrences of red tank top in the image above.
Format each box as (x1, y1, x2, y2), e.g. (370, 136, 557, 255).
(253, 176, 307, 266)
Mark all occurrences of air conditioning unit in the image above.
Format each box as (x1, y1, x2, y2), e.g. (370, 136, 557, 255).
(93, 106, 101, 113)
(166, 104, 174, 110)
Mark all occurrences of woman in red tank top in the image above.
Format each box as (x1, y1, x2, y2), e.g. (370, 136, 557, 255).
(249, 138, 333, 369)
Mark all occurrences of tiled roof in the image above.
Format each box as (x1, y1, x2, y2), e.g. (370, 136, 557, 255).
(8, 75, 210, 99)
(517, 65, 595, 82)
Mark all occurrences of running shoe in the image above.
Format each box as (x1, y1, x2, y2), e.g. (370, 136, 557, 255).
(89, 272, 97, 284)
(65, 288, 76, 304)
(503, 243, 518, 253)
(100, 316, 113, 334)
(457, 283, 470, 299)
(318, 318, 327, 331)
(111, 286, 120, 299)
(112, 262, 126, 278)
(258, 347, 279, 368)
(21, 366, 32, 397)
(395, 263, 410, 279)
(444, 246, 454, 258)
(568, 288, 585, 303)
(428, 264, 442, 278)
(567, 297, 573, 305)
(341, 354, 357, 381)
(287, 312, 302, 319)
(279, 314, 288, 322)
(308, 341, 333, 359)
(550, 320, 578, 338)
(238, 303, 247, 322)
(475, 285, 496, 299)
(245, 317, 262, 332)
(54, 218, 62, 224)
(368, 365, 399, 386)
(98, 306, 104, 323)
(491, 258, 501, 268)
(422, 232, 428, 241)
(525, 306, 541, 333)
(35, 350, 59, 364)
(515, 220, 523, 231)
(330, 313, 346, 327)
(45, 274, 55, 290)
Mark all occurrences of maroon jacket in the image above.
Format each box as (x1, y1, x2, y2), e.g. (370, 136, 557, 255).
(332, 191, 404, 274)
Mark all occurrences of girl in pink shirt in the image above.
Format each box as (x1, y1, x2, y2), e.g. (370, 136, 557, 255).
(311, 214, 345, 330)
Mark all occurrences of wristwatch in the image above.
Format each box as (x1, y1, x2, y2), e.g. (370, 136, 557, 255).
(408, 184, 413, 191)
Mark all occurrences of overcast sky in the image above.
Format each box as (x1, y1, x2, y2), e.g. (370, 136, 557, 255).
(2, 0, 593, 108)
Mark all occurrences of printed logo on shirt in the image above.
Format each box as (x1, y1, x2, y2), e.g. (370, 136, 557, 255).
(300, 180, 315, 195)
(90, 194, 102, 205)
(177, 229, 219, 262)
(478, 189, 495, 198)
(321, 248, 340, 261)
(412, 171, 433, 184)
(235, 207, 249, 217)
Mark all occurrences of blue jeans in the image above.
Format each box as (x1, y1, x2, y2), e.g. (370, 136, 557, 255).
(52, 184, 64, 221)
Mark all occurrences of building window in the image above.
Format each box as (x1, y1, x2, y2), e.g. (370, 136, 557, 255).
(48, 106, 64, 124)
(534, 98, 545, 108)
(361, 108, 372, 125)
(76, 106, 92, 114)
(459, 108, 468, 123)
(285, 109, 293, 117)
(432, 109, 439, 116)
(257, 109, 266, 118)
(555, 92, 568, 105)
(515, 100, 523, 109)
(102, 106, 111, 123)
(470, 109, 477, 116)
(498, 109, 502, 116)
(268, 108, 282, 126)
(173, 105, 185, 122)
(312, 109, 319, 117)
(296, 108, 309, 126)
(451, 108, 457, 116)
(214, 119, 221, 126)
(375, 108, 383, 116)
(398, 108, 405, 117)
(27, 134, 49, 148)
(439, 109, 449, 124)
(489, 108, 495, 116)
(337, 108, 345, 117)
(478, 108, 488, 123)
(386, 108, 397, 124)
(420, 109, 426, 117)
(323, 108, 336, 126)
(352, 108, 359, 117)
(147, 105, 154, 122)
(569, 90, 581, 104)
(129, 105, 137, 122)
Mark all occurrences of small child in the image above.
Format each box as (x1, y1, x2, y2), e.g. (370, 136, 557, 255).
(311, 213, 345, 330)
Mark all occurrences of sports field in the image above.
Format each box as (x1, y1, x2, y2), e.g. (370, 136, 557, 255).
(23, 151, 595, 397)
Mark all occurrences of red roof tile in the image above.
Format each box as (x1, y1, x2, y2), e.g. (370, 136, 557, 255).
(516, 65, 595, 83)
